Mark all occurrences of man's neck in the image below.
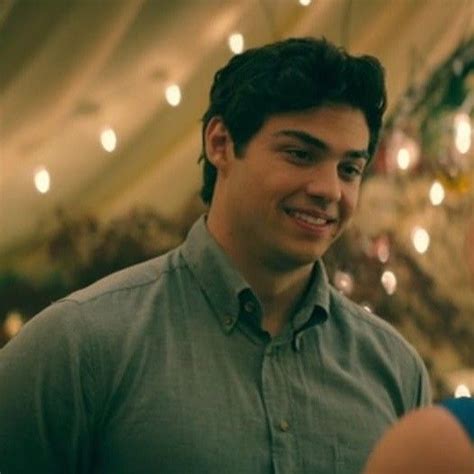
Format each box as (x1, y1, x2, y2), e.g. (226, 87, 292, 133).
(206, 212, 314, 336)
(242, 261, 313, 336)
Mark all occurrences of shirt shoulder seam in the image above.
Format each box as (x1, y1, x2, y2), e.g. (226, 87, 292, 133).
(59, 260, 188, 307)
(330, 287, 421, 361)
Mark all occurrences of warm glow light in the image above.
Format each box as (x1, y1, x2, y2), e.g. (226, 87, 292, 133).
(299, 0, 312, 5)
(454, 112, 471, 154)
(100, 127, 117, 153)
(4, 311, 24, 338)
(375, 236, 390, 263)
(411, 226, 430, 254)
(333, 270, 354, 295)
(381, 270, 397, 295)
(228, 33, 244, 54)
(34, 167, 50, 194)
(377, 247, 390, 263)
(165, 84, 182, 106)
(388, 131, 420, 173)
(454, 384, 471, 398)
(362, 302, 373, 313)
(396, 148, 411, 170)
(429, 180, 445, 206)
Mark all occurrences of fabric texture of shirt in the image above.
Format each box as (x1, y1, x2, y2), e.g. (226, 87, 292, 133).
(0, 216, 431, 474)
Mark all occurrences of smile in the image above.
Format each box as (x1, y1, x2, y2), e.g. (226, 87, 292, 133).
(285, 209, 337, 225)
(290, 211, 328, 225)
(283, 208, 338, 237)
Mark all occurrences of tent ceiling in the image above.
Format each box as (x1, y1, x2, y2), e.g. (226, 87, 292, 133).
(0, 0, 472, 256)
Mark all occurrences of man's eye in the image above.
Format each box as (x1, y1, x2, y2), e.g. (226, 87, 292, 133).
(339, 163, 364, 179)
(286, 149, 312, 162)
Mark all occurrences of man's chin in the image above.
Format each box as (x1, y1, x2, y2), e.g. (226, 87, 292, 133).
(266, 247, 327, 272)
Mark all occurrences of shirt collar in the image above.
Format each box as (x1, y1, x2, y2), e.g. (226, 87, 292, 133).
(181, 216, 250, 333)
(292, 260, 330, 331)
(181, 215, 330, 334)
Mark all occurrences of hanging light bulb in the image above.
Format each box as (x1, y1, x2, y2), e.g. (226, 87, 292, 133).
(429, 180, 445, 206)
(228, 33, 244, 54)
(299, 0, 312, 5)
(165, 84, 182, 107)
(411, 226, 430, 254)
(100, 127, 117, 153)
(453, 112, 472, 154)
(381, 270, 397, 295)
(34, 166, 51, 194)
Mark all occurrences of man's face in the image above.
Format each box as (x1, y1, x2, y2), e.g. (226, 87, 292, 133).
(207, 105, 370, 271)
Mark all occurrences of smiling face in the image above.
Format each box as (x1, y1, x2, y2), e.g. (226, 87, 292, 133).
(206, 105, 370, 273)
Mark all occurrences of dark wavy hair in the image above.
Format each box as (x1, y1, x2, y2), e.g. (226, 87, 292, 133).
(199, 37, 387, 204)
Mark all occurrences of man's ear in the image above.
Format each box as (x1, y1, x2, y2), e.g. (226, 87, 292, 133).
(204, 116, 234, 172)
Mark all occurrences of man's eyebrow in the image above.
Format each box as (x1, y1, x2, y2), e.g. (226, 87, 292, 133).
(274, 129, 370, 160)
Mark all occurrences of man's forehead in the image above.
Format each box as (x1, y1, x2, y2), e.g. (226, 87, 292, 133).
(261, 106, 370, 150)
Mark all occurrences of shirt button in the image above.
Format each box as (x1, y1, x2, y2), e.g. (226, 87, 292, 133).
(243, 301, 256, 313)
(224, 316, 234, 326)
(265, 345, 274, 356)
(279, 420, 290, 432)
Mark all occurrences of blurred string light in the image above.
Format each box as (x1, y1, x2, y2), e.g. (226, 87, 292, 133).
(165, 84, 182, 107)
(4, 311, 24, 338)
(34, 166, 50, 194)
(454, 383, 471, 398)
(386, 130, 420, 173)
(299, 0, 312, 5)
(411, 226, 430, 254)
(228, 33, 244, 54)
(374, 235, 390, 263)
(381, 270, 397, 295)
(361, 302, 374, 313)
(396, 143, 419, 170)
(333, 270, 354, 295)
(453, 112, 471, 154)
(100, 127, 117, 153)
(429, 180, 445, 206)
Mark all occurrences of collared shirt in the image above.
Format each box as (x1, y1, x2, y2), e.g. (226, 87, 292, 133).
(0, 216, 431, 474)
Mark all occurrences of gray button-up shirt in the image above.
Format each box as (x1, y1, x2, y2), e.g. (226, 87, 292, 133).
(0, 216, 431, 474)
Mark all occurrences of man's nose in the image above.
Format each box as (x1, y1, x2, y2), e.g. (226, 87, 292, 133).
(304, 161, 342, 203)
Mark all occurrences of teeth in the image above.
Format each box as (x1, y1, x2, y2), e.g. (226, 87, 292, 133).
(291, 211, 327, 225)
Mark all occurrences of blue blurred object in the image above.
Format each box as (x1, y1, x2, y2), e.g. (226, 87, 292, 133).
(439, 397, 474, 441)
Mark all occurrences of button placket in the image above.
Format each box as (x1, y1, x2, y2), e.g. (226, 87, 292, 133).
(222, 315, 236, 332)
(279, 420, 290, 432)
(261, 341, 297, 472)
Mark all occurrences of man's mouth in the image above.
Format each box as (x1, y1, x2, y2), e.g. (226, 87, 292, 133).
(285, 209, 337, 226)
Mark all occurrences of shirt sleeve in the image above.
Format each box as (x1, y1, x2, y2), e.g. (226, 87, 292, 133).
(0, 300, 96, 474)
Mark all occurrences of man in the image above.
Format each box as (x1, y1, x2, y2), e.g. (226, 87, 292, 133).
(0, 37, 430, 473)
